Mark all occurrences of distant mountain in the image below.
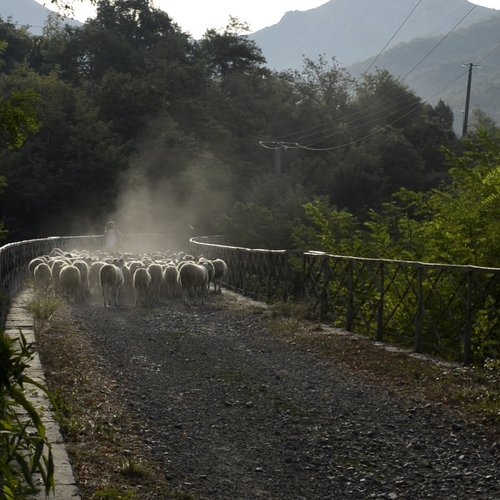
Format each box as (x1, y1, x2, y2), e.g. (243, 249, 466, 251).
(349, 13, 500, 130)
(250, 0, 497, 71)
(0, 0, 81, 35)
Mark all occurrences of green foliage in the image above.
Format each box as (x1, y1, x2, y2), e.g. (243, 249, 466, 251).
(0, 90, 39, 151)
(0, 66, 126, 240)
(0, 5, 486, 250)
(198, 17, 267, 81)
(218, 174, 307, 249)
(0, 331, 55, 497)
(291, 131, 499, 363)
(415, 130, 500, 267)
(292, 198, 363, 255)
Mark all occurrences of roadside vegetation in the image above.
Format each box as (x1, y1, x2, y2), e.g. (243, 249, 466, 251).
(0, 1, 498, 496)
(0, 330, 54, 498)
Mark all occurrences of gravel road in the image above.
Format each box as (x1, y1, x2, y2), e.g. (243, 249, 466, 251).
(69, 292, 499, 500)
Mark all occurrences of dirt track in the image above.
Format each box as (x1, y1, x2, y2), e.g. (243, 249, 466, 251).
(64, 290, 499, 499)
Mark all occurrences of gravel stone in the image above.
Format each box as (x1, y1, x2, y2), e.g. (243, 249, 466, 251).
(69, 292, 499, 500)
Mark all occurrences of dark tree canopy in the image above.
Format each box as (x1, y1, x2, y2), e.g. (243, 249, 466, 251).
(0, 5, 473, 246)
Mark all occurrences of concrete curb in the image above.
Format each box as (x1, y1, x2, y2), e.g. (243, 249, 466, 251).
(5, 289, 80, 499)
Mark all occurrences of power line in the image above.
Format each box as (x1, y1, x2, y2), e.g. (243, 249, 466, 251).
(297, 68, 470, 152)
(358, 0, 423, 80)
(264, 0, 425, 146)
(476, 42, 500, 64)
(399, 4, 476, 81)
(260, 3, 484, 153)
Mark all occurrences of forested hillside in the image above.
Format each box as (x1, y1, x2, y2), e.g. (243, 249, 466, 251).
(349, 13, 500, 129)
(0, 0, 498, 270)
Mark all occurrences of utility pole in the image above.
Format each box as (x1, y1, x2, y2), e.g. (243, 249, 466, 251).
(274, 146, 282, 176)
(461, 62, 480, 137)
(259, 140, 298, 176)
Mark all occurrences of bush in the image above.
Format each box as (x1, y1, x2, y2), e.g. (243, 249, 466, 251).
(0, 330, 54, 497)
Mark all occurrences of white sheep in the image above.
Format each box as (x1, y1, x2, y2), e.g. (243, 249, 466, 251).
(161, 265, 179, 299)
(133, 267, 151, 306)
(49, 247, 65, 258)
(127, 260, 144, 279)
(73, 259, 90, 302)
(119, 265, 133, 303)
(178, 262, 208, 307)
(147, 263, 163, 305)
(212, 258, 228, 294)
(50, 258, 69, 291)
(28, 257, 46, 276)
(99, 259, 125, 307)
(88, 261, 106, 295)
(59, 265, 81, 303)
(198, 258, 215, 296)
(33, 262, 52, 290)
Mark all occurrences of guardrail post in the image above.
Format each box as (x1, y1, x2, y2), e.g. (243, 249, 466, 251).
(415, 266, 423, 353)
(346, 260, 354, 331)
(377, 261, 384, 341)
(463, 270, 473, 365)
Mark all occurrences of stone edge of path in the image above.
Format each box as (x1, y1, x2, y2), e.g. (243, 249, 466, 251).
(4, 289, 80, 499)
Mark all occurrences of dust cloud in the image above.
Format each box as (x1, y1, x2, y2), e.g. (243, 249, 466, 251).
(103, 146, 231, 253)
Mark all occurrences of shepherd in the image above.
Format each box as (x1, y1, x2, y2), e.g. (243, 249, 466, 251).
(104, 220, 123, 251)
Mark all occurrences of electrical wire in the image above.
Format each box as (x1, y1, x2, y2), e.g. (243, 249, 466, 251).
(476, 41, 500, 64)
(263, 0, 425, 145)
(262, 2, 480, 147)
(358, 0, 423, 81)
(399, 4, 476, 81)
(297, 68, 470, 151)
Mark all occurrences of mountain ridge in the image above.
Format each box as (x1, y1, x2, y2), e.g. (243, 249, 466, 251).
(0, 0, 80, 35)
(250, 0, 497, 70)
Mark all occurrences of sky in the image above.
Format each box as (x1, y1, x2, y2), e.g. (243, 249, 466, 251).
(38, 0, 500, 38)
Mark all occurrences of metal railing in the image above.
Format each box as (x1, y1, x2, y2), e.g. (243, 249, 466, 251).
(1, 234, 497, 365)
(0, 235, 103, 329)
(191, 237, 499, 365)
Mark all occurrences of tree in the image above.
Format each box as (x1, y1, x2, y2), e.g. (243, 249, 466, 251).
(198, 17, 266, 81)
(0, 66, 125, 240)
(0, 41, 40, 240)
(417, 130, 500, 267)
(361, 129, 500, 267)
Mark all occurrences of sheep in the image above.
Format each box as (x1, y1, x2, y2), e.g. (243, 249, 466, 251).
(59, 265, 81, 303)
(147, 263, 163, 305)
(73, 259, 90, 302)
(119, 265, 133, 303)
(127, 260, 144, 279)
(99, 259, 125, 307)
(33, 262, 52, 290)
(198, 258, 215, 296)
(161, 265, 179, 299)
(28, 257, 46, 276)
(50, 258, 68, 290)
(212, 258, 228, 294)
(133, 267, 151, 306)
(88, 261, 106, 295)
(49, 247, 65, 258)
(177, 262, 208, 307)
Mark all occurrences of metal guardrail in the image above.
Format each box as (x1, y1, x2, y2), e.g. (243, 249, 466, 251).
(0, 235, 103, 329)
(191, 237, 499, 365)
(1, 234, 497, 365)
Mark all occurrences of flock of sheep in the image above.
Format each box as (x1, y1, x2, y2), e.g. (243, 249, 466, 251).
(28, 247, 228, 308)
